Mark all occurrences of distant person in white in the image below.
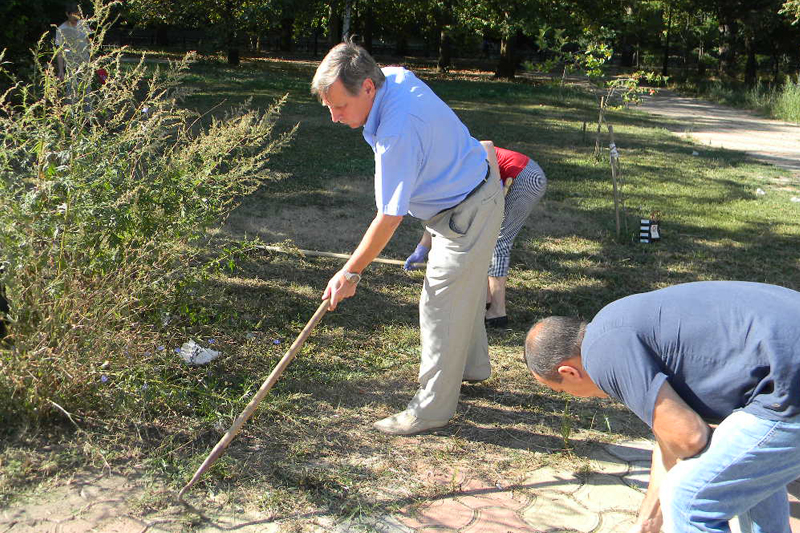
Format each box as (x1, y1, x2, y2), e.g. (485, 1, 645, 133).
(55, 2, 90, 102)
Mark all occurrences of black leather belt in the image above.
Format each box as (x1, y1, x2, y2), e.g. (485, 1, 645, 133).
(461, 163, 491, 203)
(431, 163, 491, 218)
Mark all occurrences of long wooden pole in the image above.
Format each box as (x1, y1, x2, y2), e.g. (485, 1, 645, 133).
(177, 298, 330, 502)
(256, 245, 424, 268)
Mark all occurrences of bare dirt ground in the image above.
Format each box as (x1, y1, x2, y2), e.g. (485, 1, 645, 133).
(638, 89, 800, 175)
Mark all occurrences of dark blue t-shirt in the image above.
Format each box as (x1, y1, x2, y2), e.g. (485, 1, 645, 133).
(582, 281, 800, 427)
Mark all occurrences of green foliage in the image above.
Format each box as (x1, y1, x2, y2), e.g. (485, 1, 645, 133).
(525, 29, 667, 146)
(781, 0, 800, 24)
(774, 76, 800, 122)
(0, 0, 296, 426)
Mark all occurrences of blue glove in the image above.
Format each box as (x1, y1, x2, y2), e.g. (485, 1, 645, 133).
(403, 244, 429, 271)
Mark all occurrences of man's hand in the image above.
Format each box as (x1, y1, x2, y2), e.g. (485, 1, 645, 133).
(628, 382, 710, 533)
(322, 269, 358, 311)
(403, 244, 429, 271)
(319, 212, 402, 311)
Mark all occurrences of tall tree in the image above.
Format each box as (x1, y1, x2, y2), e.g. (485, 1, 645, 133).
(457, 0, 545, 79)
(126, 0, 274, 65)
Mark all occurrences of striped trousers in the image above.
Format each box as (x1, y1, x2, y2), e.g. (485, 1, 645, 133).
(488, 159, 547, 278)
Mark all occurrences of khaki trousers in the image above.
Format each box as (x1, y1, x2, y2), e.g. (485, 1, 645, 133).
(407, 174, 504, 421)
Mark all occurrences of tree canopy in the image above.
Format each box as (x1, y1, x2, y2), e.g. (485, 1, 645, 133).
(4, 0, 800, 84)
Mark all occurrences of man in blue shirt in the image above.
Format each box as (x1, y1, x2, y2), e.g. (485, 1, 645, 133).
(311, 40, 503, 435)
(524, 281, 800, 533)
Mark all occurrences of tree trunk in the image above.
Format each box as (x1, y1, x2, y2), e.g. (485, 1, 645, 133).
(496, 34, 516, 79)
(342, 0, 352, 39)
(363, 4, 373, 53)
(717, 20, 738, 77)
(395, 34, 408, 56)
(744, 31, 757, 86)
(697, 42, 706, 76)
(434, 1, 452, 72)
(662, 5, 672, 76)
(328, 5, 342, 47)
(280, 18, 294, 52)
(437, 27, 451, 72)
(227, 47, 240, 66)
(771, 44, 781, 85)
(619, 41, 635, 67)
(155, 26, 170, 47)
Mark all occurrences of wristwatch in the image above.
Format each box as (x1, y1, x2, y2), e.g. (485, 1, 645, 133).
(343, 270, 362, 285)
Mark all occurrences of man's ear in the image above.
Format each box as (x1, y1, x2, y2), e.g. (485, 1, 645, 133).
(556, 364, 581, 381)
(362, 78, 375, 96)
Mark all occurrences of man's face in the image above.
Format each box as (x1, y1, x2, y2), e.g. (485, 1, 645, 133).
(321, 78, 376, 129)
(67, 11, 81, 22)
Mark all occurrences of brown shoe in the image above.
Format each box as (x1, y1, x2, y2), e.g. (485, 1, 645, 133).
(373, 410, 448, 435)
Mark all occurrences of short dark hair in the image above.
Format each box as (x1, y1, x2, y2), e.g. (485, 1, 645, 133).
(65, 3, 80, 14)
(524, 317, 587, 381)
(311, 36, 385, 99)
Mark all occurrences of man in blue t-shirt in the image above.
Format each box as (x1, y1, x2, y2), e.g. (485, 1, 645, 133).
(524, 281, 800, 533)
(310, 40, 503, 436)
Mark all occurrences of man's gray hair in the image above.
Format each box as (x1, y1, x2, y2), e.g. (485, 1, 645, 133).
(524, 317, 587, 381)
(311, 38, 385, 99)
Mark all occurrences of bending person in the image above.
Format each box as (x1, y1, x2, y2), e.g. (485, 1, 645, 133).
(525, 281, 800, 533)
(405, 142, 547, 328)
(311, 40, 503, 435)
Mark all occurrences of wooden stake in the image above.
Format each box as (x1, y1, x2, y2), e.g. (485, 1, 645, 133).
(607, 124, 623, 239)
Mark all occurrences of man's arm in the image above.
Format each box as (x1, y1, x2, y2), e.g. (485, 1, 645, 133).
(323, 212, 403, 310)
(628, 438, 668, 533)
(628, 381, 711, 533)
(651, 380, 711, 458)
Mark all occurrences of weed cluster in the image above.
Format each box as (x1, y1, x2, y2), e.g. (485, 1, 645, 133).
(680, 76, 800, 123)
(774, 76, 800, 123)
(0, 0, 296, 427)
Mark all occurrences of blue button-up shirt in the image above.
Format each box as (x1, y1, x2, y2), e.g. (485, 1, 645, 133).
(362, 67, 487, 220)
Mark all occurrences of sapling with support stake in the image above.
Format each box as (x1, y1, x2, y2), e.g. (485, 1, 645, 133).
(606, 124, 628, 240)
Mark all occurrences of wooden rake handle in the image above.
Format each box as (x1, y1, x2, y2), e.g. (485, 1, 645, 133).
(177, 298, 330, 502)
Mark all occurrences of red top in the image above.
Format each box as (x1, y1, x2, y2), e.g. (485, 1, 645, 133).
(494, 147, 530, 184)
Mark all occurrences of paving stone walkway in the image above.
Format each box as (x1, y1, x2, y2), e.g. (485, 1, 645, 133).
(342, 438, 800, 533)
(4, 438, 798, 532)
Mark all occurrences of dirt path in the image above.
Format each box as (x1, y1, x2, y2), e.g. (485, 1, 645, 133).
(639, 89, 800, 175)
